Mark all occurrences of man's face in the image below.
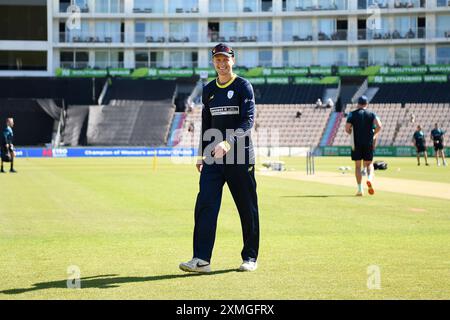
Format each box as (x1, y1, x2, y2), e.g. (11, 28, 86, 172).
(213, 54, 234, 77)
(417, 126, 421, 131)
(7, 119, 14, 127)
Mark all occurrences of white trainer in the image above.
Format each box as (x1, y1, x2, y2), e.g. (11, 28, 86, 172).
(239, 260, 258, 272)
(179, 258, 211, 273)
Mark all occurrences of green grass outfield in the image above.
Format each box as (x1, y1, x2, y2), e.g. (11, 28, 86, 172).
(0, 156, 449, 299)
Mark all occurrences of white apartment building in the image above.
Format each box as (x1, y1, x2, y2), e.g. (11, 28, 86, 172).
(0, 0, 449, 76)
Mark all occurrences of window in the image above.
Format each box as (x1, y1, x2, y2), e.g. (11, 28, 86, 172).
(135, 51, 148, 68)
(238, 49, 258, 67)
(370, 46, 390, 65)
(436, 15, 450, 38)
(95, 50, 123, 68)
(209, 0, 222, 12)
(61, 50, 88, 68)
(436, 46, 450, 64)
(60, 51, 74, 68)
(259, 50, 272, 67)
(135, 22, 145, 42)
(168, 0, 199, 13)
(394, 47, 424, 65)
(169, 22, 198, 42)
(318, 48, 347, 66)
(283, 48, 313, 67)
(134, 0, 163, 12)
(169, 51, 197, 68)
(150, 51, 164, 67)
(243, 0, 258, 12)
(0, 51, 47, 70)
(220, 21, 238, 40)
(95, 21, 121, 42)
(283, 19, 313, 41)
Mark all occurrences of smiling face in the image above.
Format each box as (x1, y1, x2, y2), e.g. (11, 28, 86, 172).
(212, 54, 234, 77)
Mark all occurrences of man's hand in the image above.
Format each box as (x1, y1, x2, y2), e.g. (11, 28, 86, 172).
(196, 158, 203, 173)
(212, 141, 231, 159)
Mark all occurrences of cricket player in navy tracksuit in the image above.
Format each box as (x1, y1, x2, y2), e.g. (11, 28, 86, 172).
(430, 123, 447, 166)
(345, 96, 382, 196)
(179, 43, 260, 273)
(1, 118, 17, 173)
(412, 125, 429, 166)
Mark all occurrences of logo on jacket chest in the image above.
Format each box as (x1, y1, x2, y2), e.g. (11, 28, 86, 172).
(227, 90, 234, 99)
(210, 106, 239, 116)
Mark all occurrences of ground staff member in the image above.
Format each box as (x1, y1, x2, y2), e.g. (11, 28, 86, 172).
(430, 123, 447, 166)
(180, 43, 259, 273)
(345, 96, 382, 196)
(1, 118, 17, 173)
(412, 125, 429, 166)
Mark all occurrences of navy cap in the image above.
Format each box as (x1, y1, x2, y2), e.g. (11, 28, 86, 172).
(212, 43, 234, 58)
(358, 95, 368, 105)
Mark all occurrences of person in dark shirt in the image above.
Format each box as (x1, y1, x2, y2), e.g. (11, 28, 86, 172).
(1, 118, 17, 173)
(412, 125, 429, 166)
(430, 123, 447, 166)
(345, 96, 382, 196)
(179, 43, 259, 273)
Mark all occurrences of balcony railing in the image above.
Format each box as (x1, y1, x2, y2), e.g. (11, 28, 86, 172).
(436, 28, 450, 38)
(283, 1, 348, 11)
(92, 62, 125, 69)
(60, 62, 90, 69)
(361, 28, 426, 40)
(59, 4, 90, 13)
(318, 30, 347, 41)
(208, 31, 272, 42)
(167, 7, 200, 13)
(283, 34, 314, 41)
(59, 32, 124, 43)
(392, 0, 425, 8)
(135, 32, 199, 43)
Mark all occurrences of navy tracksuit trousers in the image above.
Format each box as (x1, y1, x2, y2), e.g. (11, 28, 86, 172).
(193, 163, 259, 263)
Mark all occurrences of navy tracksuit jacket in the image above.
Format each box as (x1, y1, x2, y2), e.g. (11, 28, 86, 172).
(193, 75, 259, 263)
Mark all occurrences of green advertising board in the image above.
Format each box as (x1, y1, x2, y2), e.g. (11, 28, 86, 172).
(56, 65, 450, 82)
(320, 146, 450, 157)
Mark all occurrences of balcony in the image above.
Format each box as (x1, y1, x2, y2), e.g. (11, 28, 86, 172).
(208, 31, 272, 43)
(318, 30, 347, 41)
(60, 62, 89, 69)
(283, 1, 348, 11)
(361, 28, 426, 41)
(58, 32, 124, 44)
(135, 32, 199, 43)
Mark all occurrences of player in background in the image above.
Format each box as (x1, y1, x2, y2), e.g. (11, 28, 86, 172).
(430, 123, 447, 166)
(1, 118, 17, 173)
(345, 96, 382, 196)
(412, 125, 429, 166)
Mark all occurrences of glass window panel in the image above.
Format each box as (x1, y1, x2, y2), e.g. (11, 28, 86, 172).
(224, 0, 238, 11)
(209, 0, 222, 12)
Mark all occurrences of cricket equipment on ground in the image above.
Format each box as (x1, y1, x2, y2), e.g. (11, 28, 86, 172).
(179, 258, 211, 273)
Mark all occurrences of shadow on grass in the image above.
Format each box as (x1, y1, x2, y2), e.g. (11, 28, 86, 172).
(282, 195, 355, 198)
(0, 269, 237, 295)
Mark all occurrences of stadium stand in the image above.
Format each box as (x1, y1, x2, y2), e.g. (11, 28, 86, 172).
(370, 83, 450, 104)
(253, 84, 335, 104)
(394, 103, 450, 146)
(86, 99, 175, 146)
(332, 103, 405, 146)
(61, 105, 90, 146)
(176, 104, 331, 148)
(102, 79, 177, 104)
(0, 98, 54, 145)
(0, 77, 103, 105)
(332, 103, 450, 147)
